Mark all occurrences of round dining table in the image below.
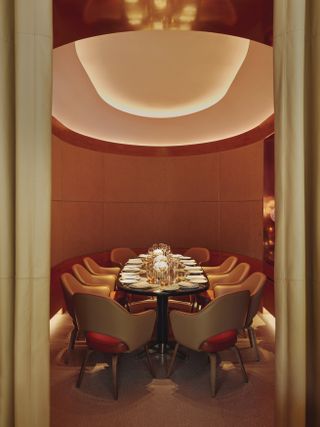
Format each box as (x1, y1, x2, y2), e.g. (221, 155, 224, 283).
(117, 280, 209, 354)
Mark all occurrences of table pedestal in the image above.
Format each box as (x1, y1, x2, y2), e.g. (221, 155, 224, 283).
(156, 294, 169, 354)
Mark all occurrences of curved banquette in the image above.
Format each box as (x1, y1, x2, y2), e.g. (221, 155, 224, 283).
(50, 249, 274, 318)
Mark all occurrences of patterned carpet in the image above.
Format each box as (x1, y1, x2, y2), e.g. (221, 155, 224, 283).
(50, 312, 275, 427)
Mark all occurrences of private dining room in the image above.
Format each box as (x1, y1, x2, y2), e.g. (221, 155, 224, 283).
(2, 1, 319, 427)
(49, 1, 275, 425)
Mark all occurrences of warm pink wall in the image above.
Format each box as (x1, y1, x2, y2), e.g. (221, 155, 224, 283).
(51, 135, 263, 266)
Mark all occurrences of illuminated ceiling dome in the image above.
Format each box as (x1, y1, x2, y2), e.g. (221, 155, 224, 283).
(75, 31, 250, 118)
(53, 30, 273, 147)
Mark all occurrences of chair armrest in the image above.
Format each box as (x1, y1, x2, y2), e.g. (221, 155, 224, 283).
(214, 284, 244, 298)
(170, 291, 250, 351)
(82, 286, 111, 298)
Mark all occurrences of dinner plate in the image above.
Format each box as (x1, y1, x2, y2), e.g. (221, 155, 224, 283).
(120, 278, 139, 284)
(182, 261, 197, 266)
(185, 267, 203, 273)
(128, 281, 152, 289)
(120, 273, 140, 279)
(122, 266, 141, 272)
(138, 254, 148, 258)
(180, 256, 192, 260)
(188, 277, 207, 284)
(186, 274, 206, 280)
(127, 258, 143, 264)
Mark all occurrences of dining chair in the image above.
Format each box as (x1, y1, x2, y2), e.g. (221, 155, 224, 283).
(110, 247, 137, 267)
(83, 256, 120, 277)
(168, 291, 250, 397)
(73, 293, 156, 399)
(197, 262, 251, 308)
(72, 263, 127, 306)
(214, 272, 267, 361)
(72, 263, 116, 292)
(203, 256, 238, 275)
(61, 273, 110, 354)
(183, 247, 210, 265)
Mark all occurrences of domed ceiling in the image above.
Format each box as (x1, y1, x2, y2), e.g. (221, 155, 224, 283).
(53, 30, 273, 148)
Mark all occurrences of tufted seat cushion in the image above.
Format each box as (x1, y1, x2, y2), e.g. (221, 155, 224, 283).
(86, 332, 129, 353)
(199, 330, 237, 353)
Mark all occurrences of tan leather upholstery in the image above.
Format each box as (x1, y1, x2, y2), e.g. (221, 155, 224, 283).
(214, 272, 267, 327)
(72, 264, 116, 292)
(61, 273, 110, 321)
(183, 247, 210, 265)
(170, 291, 250, 351)
(169, 291, 250, 396)
(83, 256, 120, 277)
(74, 294, 156, 352)
(61, 273, 110, 353)
(214, 272, 267, 361)
(110, 247, 137, 267)
(73, 293, 156, 399)
(203, 256, 238, 275)
(207, 262, 250, 290)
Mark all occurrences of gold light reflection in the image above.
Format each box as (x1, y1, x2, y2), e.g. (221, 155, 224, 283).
(154, 0, 167, 10)
(179, 23, 191, 30)
(125, 0, 198, 29)
(153, 20, 164, 30)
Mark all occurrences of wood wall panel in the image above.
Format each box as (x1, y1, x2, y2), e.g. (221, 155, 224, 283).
(61, 142, 104, 202)
(51, 135, 264, 265)
(60, 201, 105, 260)
(51, 201, 64, 266)
(220, 142, 263, 201)
(220, 201, 263, 258)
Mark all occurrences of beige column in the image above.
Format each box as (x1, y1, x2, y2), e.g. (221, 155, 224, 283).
(274, 0, 320, 426)
(0, 1, 52, 426)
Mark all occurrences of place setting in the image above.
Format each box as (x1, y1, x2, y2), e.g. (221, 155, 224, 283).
(118, 243, 208, 293)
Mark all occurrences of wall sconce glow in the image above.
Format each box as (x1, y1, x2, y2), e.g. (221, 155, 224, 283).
(154, 0, 167, 10)
(182, 4, 197, 16)
(153, 20, 164, 30)
(264, 198, 275, 221)
(75, 31, 250, 119)
(127, 11, 144, 24)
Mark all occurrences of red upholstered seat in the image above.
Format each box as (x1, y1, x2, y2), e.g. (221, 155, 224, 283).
(199, 330, 237, 353)
(86, 332, 129, 353)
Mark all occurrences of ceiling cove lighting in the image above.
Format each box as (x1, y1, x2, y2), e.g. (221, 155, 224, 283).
(75, 31, 249, 119)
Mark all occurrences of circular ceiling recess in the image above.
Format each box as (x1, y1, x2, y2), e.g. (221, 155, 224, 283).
(53, 30, 273, 147)
(75, 31, 250, 118)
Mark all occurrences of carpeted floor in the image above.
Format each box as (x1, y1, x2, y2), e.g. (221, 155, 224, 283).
(50, 312, 275, 427)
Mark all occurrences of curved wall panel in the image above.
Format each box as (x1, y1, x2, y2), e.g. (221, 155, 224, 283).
(51, 135, 264, 266)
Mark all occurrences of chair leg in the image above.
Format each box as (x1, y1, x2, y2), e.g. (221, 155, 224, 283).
(247, 328, 253, 348)
(112, 354, 119, 400)
(68, 325, 78, 352)
(144, 345, 156, 378)
(167, 343, 179, 377)
(76, 348, 92, 388)
(248, 326, 260, 361)
(232, 346, 248, 383)
(208, 353, 217, 397)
